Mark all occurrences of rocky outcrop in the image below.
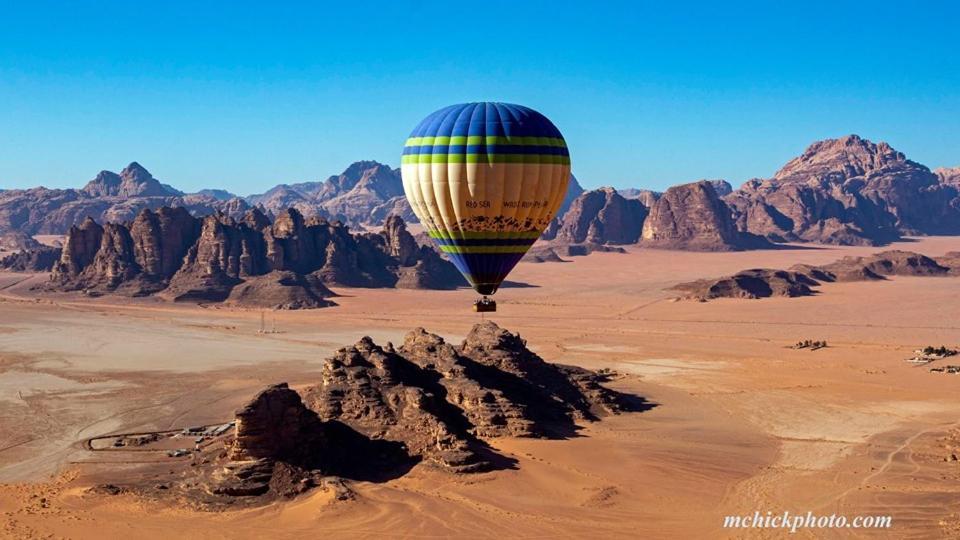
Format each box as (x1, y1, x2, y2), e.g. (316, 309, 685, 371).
(230, 383, 327, 463)
(381, 215, 419, 266)
(641, 181, 772, 251)
(52, 217, 103, 278)
(305, 323, 639, 463)
(674, 250, 955, 301)
(48, 208, 463, 306)
(546, 188, 647, 244)
(673, 269, 819, 300)
(129, 207, 201, 280)
(223, 272, 336, 309)
(726, 136, 960, 245)
(812, 250, 949, 281)
(214, 322, 643, 493)
(0, 246, 61, 272)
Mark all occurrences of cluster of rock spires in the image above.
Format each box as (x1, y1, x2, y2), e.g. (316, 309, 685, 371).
(673, 250, 960, 301)
(46, 208, 463, 308)
(203, 322, 644, 499)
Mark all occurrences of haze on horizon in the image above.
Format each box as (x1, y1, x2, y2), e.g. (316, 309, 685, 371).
(1, 1, 958, 194)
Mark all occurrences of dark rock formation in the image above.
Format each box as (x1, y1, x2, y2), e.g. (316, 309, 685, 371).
(207, 322, 647, 498)
(129, 207, 201, 280)
(223, 272, 336, 309)
(816, 250, 949, 280)
(48, 208, 462, 306)
(726, 135, 960, 245)
(641, 181, 772, 251)
(303, 323, 641, 468)
(673, 269, 818, 300)
(52, 217, 103, 278)
(231, 383, 327, 463)
(546, 188, 647, 244)
(381, 215, 419, 266)
(0, 246, 61, 272)
(674, 250, 956, 301)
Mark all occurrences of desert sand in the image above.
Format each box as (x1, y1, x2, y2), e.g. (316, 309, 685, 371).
(2, 237, 960, 538)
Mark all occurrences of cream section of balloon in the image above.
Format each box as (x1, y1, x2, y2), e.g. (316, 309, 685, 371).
(401, 162, 570, 234)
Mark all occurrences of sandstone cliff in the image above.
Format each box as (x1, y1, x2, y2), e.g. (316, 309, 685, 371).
(544, 187, 647, 244)
(641, 181, 772, 251)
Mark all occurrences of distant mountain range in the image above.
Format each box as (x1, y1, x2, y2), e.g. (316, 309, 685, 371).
(546, 135, 960, 250)
(1, 135, 957, 250)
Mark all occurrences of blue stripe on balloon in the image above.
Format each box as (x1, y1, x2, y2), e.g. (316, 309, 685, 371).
(443, 251, 528, 289)
(442, 251, 528, 293)
(401, 144, 569, 156)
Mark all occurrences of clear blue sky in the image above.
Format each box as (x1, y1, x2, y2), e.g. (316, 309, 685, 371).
(1, 1, 958, 194)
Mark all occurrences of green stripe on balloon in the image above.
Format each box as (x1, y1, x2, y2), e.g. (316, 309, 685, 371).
(400, 154, 571, 165)
(439, 245, 532, 254)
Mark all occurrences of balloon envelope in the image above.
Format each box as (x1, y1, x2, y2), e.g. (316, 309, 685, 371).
(401, 102, 571, 295)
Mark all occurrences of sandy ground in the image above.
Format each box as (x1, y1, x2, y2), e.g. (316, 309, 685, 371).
(2, 237, 960, 538)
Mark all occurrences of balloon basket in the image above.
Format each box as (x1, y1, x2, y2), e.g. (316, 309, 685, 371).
(473, 297, 497, 313)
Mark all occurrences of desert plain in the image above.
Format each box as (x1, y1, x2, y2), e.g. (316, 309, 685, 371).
(2, 236, 960, 539)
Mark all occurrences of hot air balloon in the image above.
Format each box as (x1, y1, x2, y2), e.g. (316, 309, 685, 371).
(401, 102, 571, 312)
